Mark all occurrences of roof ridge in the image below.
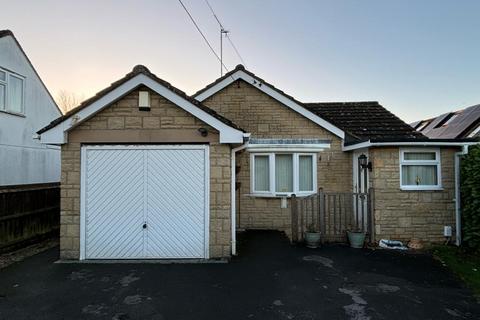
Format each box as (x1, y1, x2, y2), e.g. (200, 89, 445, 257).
(0, 30, 14, 38)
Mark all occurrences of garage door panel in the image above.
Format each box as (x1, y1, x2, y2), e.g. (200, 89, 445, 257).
(83, 146, 208, 260)
(85, 149, 145, 259)
(146, 149, 206, 258)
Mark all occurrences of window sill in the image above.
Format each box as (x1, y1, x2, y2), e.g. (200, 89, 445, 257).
(247, 192, 315, 198)
(0, 110, 25, 118)
(400, 186, 444, 191)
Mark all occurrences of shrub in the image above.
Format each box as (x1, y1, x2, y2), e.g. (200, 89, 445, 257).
(461, 144, 480, 251)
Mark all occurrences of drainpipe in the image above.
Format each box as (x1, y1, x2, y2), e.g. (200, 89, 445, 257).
(454, 145, 469, 246)
(230, 133, 250, 255)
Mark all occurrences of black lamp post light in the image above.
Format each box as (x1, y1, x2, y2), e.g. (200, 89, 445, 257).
(358, 154, 372, 172)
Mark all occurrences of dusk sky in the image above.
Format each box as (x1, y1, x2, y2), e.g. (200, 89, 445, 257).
(2, 0, 479, 122)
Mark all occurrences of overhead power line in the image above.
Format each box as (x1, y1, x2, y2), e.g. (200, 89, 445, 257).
(204, 0, 224, 29)
(204, 0, 247, 67)
(177, 0, 229, 74)
(226, 35, 246, 66)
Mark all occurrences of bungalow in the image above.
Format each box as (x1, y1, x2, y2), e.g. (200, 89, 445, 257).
(38, 65, 477, 260)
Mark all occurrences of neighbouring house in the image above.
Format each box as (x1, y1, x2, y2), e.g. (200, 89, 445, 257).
(0, 30, 61, 186)
(0, 30, 62, 251)
(38, 64, 477, 260)
(410, 104, 480, 139)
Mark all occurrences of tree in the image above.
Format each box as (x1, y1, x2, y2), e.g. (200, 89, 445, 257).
(56, 90, 84, 114)
(461, 144, 480, 251)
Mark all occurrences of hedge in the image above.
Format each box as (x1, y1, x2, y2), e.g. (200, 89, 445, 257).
(461, 144, 480, 251)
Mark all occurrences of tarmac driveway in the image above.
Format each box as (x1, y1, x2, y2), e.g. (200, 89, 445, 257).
(0, 231, 478, 320)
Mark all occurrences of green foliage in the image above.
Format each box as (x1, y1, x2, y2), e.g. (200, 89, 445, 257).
(461, 145, 480, 250)
(433, 246, 480, 297)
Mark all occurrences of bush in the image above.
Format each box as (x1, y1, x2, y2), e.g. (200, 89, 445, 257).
(461, 144, 480, 251)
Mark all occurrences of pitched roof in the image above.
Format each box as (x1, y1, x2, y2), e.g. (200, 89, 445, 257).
(38, 65, 244, 134)
(194, 65, 304, 105)
(193, 65, 345, 139)
(411, 104, 480, 139)
(0, 30, 62, 114)
(304, 102, 425, 143)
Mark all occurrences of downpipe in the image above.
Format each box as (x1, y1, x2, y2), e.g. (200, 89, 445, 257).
(230, 133, 250, 255)
(454, 145, 469, 246)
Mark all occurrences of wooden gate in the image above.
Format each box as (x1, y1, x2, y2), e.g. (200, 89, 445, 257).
(291, 188, 375, 243)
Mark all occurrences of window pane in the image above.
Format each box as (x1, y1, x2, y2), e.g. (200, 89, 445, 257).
(254, 156, 269, 191)
(0, 70, 5, 81)
(8, 75, 23, 113)
(275, 154, 293, 193)
(0, 84, 5, 109)
(299, 155, 313, 191)
(404, 152, 436, 160)
(402, 165, 437, 185)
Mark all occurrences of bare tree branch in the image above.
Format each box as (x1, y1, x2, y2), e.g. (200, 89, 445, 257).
(56, 90, 84, 114)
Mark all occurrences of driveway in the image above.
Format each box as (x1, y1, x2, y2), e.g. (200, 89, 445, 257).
(0, 231, 478, 320)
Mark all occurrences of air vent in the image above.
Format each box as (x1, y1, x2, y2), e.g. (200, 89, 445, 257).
(138, 91, 150, 111)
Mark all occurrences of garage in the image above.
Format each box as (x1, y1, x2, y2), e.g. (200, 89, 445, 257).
(80, 145, 209, 259)
(38, 66, 245, 260)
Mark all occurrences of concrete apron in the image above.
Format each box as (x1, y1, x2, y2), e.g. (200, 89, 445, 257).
(54, 258, 228, 264)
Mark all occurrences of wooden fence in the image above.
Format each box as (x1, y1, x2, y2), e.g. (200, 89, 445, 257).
(0, 183, 60, 252)
(291, 188, 375, 244)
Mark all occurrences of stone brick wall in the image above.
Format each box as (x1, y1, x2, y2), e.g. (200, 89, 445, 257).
(202, 80, 352, 235)
(60, 89, 231, 259)
(370, 147, 458, 243)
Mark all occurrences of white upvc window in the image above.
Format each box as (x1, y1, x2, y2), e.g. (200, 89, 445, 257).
(399, 148, 442, 190)
(250, 153, 317, 196)
(0, 67, 25, 115)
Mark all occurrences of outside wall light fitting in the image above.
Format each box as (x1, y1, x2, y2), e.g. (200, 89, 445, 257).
(358, 154, 373, 172)
(198, 127, 208, 137)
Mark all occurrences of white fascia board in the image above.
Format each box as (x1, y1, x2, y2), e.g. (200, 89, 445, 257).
(247, 143, 330, 153)
(342, 140, 479, 151)
(39, 74, 244, 144)
(195, 70, 345, 140)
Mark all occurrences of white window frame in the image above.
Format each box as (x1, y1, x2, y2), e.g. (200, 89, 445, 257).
(0, 67, 26, 115)
(399, 148, 442, 191)
(250, 152, 317, 197)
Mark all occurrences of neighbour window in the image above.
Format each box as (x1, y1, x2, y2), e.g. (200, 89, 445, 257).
(400, 148, 441, 190)
(251, 153, 316, 196)
(0, 68, 25, 115)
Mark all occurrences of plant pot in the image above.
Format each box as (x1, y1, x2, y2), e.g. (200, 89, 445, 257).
(305, 232, 321, 248)
(347, 231, 366, 248)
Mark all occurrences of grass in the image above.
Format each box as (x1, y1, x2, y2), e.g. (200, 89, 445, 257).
(433, 245, 480, 297)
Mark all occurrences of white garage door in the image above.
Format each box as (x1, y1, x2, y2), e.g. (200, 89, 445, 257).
(81, 145, 209, 259)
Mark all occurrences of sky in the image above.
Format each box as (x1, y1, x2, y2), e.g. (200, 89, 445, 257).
(1, 0, 479, 122)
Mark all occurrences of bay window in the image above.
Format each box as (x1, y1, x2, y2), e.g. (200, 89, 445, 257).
(275, 154, 293, 193)
(400, 148, 441, 190)
(0, 68, 25, 115)
(251, 153, 316, 196)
